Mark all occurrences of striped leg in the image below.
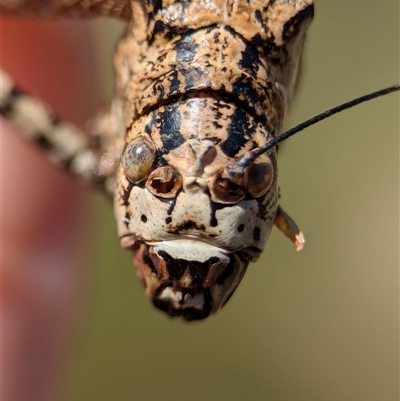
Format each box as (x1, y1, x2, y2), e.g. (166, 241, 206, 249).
(0, 69, 122, 197)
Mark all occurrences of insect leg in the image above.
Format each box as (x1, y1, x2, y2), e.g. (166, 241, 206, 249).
(0, 69, 119, 197)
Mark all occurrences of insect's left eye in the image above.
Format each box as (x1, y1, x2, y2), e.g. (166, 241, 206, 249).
(244, 154, 274, 198)
(122, 135, 156, 183)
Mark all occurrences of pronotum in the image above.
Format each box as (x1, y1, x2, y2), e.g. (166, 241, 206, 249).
(1, 0, 398, 321)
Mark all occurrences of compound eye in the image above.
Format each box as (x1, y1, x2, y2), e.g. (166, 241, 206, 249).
(122, 135, 156, 183)
(244, 154, 274, 198)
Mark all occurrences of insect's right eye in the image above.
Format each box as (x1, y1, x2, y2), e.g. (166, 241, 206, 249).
(244, 154, 274, 198)
(122, 135, 156, 183)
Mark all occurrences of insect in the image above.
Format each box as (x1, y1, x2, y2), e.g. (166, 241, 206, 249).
(1, 0, 398, 321)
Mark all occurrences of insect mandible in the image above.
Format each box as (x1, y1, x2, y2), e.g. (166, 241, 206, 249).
(1, 0, 398, 321)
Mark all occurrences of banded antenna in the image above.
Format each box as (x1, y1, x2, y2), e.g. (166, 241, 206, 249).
(236, 84, 400, 169)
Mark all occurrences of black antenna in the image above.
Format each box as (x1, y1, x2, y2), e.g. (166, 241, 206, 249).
(236, 84, 399, 168)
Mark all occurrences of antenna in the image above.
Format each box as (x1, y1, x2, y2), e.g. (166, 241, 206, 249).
(236, 84, 399, 169)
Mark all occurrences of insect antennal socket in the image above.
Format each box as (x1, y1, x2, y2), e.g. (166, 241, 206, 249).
(208, 164, 245, 204)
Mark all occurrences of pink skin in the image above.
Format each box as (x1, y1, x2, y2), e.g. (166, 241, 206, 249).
(2, 20, 99, 401)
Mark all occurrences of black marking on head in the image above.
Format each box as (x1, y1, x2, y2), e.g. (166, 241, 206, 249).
(154, 150, 166, 167)
(152, 20, 174, 41)
(144, 122, 152, 135)
(254, 10, 263, 25)
(167, 197, 177, 215)
(175, 34, 198, 63)
(213, 121, 223, 129)
(155, 77, 166, 101)
(237, 247, 262, 265)
(253, 10, 269, 38)
(189, 257, 219, 285)
(231, 75, 265, 117)
(155, 195, 178, 215)
(237, 224, 245, 232)
(165, 216, 172, 224)
(282, 4, 314, 42)
(168, 69, 180, 94)
(207, 136, 222, 145)
(158, 250, 219, 286)
(256, 197, 267, 221)
(141, 214, 148, 223)
(158, 104, 185, 153)
(205, 23, 221, 34)
(121, 181, 133, 207)
(210, 202, 230, 227)
(216, 90, 267, 126)
(253, 226, 261, 242)
(150, 7, 196, 43)
(220, 107, 256, 157)
(143, 246, 158, 275)
(179, 65, 205, 92)
(239, 42, 260, 75)
(251, 31, 275, 58)
(168, 220, 206, 234)
(158, 250, 187, 280)
(211, 96, 232, 112)
(148, 0, 162, 12)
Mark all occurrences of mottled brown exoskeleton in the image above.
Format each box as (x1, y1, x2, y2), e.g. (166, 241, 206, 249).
(1, 0, 320, 320)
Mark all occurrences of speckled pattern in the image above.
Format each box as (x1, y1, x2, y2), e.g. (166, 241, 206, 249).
(1, 0, 313, 320)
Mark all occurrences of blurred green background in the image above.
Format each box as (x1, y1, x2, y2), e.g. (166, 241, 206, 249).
(63, 1, 399, 400)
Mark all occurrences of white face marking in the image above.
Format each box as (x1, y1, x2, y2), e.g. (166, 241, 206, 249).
(153, 240, 230, 263)
(158, 287, 182, 309)
(157, 287, 205, 311)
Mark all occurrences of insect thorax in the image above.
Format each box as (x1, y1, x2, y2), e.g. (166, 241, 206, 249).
(114, 0, 313, 320)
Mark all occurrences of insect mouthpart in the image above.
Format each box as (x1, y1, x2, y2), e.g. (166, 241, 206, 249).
(126, 239, 251, 321)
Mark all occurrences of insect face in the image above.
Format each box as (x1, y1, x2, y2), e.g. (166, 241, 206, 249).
(116, 96, 279, 320)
